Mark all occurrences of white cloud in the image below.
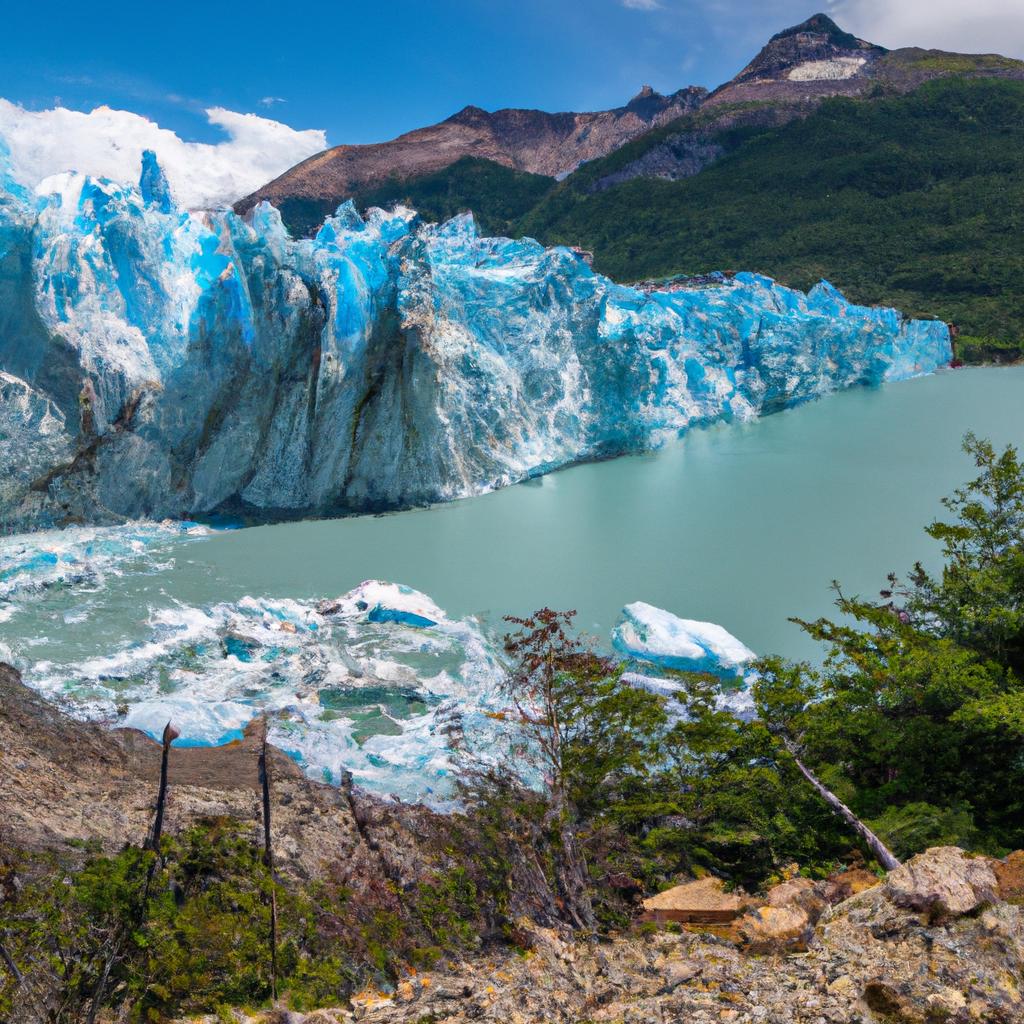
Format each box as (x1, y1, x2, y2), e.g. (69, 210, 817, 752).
(0, 101, 328, 210)
(622, 0, 661, 10)
(259, 96, 287, 107)
(832, 0, 1024, 58)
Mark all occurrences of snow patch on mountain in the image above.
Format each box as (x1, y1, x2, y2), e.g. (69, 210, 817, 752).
(787, 57, 867, 80)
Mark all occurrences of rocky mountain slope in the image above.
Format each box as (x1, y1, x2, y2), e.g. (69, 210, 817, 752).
(233, 86, 705, 235)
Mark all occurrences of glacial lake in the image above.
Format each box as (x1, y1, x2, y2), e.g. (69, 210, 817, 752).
(4, 366, 1024, 669)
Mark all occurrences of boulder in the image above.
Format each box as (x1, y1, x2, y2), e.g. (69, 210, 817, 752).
(990, 850, 1024, 904)
(822, 866, 881, 905)
(657, 959, 703, 993)
(766, 876, 827, 919)
(737, 904, 815, 953)
(885, 846, 998, 921)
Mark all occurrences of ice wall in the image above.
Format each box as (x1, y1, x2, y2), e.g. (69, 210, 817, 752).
(0, 151, 952, 529)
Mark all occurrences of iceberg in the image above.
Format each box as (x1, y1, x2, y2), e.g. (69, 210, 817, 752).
(612, 601, 756, 678)
(319, 580, 443, 628)
(0, 148, 952, 531)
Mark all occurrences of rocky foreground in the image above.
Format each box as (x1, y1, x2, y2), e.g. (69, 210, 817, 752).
(2, 664, 1023, 1024)
(201, 846, 1024, 1024)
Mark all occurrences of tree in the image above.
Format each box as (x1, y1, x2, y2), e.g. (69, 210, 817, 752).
(460, 609, 666, 930)
(771, 435, 1024, 855)
(901, 432, 1024, 673)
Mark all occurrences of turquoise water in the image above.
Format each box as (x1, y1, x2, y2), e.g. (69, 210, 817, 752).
(3, 366, 1023, 798)
(3, 367, 1024, 668)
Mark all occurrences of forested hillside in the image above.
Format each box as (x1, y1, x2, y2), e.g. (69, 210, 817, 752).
(517, 78, 1024, 360)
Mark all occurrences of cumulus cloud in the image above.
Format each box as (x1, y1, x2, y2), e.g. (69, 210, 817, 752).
(833, 0, 1024, 58)
(0, 101, 328, 209)
(259, 96, 287, 106)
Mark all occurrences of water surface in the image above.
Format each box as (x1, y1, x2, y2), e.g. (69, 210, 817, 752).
(4, 367, 1024, 668)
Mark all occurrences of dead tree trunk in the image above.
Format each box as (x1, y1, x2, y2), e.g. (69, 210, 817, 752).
(86, 722, 180, 1024)
(257, 721, 278, 1003)
(784, 739, 901, 872)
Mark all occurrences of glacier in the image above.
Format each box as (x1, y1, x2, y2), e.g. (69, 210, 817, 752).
(0, 147, 951, 531)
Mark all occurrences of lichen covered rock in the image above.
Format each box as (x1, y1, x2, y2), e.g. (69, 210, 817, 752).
(885, 845, 999, 921)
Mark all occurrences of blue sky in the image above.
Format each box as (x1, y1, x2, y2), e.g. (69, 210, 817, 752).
(3, 0, 1023, 147)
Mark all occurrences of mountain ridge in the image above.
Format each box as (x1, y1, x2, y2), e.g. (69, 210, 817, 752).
(235, 13, 1024, 239)
(233, 85, 706, 234)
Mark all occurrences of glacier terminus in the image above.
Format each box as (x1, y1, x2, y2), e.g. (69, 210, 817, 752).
(0, 148, 951, 531)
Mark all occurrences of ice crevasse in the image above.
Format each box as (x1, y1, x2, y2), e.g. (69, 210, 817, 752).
(0, 147, 952, 529)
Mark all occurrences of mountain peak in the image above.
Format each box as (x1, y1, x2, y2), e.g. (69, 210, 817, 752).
(769, 13, 864, 48)
(731, 12, 883, 87)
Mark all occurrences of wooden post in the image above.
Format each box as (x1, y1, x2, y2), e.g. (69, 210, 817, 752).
(147, 721, 179, 859)
(257, 720, 278, 1003)
(87, 720, 178, 1024)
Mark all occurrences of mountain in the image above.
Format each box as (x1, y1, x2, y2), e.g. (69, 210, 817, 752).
(238, 14, 1023, 233)
(517, 74, 1024, 357)
(233, 86, 706, 236)
(0, 148, 947, 530)
(239, 14, 1024, 357)
(577, 15, 1023, 194)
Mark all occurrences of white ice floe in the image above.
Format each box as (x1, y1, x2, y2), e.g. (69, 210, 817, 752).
(612, 601, 756, 678)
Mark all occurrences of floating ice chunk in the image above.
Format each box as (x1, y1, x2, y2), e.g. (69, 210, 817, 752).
(320, 580, 444, 628)
(612, 601, 756, 678)
(123, 698, 256, 747)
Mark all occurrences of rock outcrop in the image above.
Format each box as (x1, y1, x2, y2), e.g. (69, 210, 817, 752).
(211, 847, 1024, 1022)
(0, 662, 438, 891)
(885, 845, 1000, 921)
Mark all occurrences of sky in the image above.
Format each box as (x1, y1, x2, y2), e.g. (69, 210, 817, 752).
(2, 0, 1023, 150)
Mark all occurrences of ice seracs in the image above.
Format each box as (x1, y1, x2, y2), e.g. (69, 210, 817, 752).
(0, 150, 952, 531)
(612, 601, 756, 678)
